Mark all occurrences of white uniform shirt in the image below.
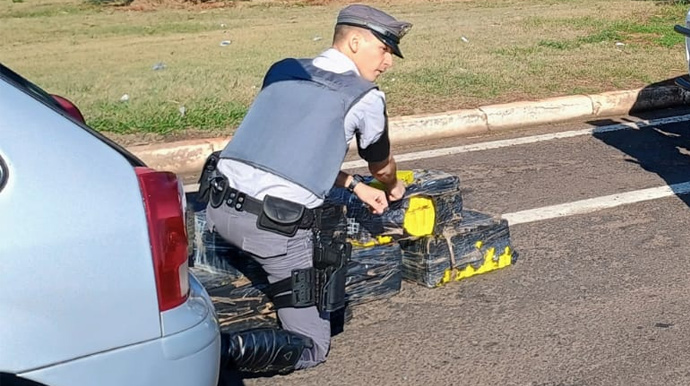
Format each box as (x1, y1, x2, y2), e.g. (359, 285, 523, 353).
(217, 48, 387, 208)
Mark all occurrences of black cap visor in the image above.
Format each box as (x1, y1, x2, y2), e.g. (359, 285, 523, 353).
(370, 29, 404, 58)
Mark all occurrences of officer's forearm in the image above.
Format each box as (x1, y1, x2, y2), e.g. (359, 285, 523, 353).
(335, 171, 353, 188)
(367, 155, 398, 190)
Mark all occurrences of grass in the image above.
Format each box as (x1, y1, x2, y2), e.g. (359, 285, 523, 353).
(1, 0, 690, 144)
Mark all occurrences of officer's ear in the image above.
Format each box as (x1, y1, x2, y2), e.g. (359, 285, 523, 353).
(347, 31, 361, 54)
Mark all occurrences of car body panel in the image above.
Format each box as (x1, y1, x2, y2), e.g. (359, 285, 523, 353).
(160, 270, 218, 337)
(19, 274, 221, 386)
(0, 79, 162, 371)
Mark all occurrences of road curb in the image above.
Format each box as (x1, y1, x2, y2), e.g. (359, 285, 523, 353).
(128, 84, 690, 174)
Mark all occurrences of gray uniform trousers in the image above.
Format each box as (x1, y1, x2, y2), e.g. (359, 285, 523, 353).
(206, 203, 331, 370)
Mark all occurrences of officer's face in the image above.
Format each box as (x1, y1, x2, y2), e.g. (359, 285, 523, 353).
(353, 31, 394, 82)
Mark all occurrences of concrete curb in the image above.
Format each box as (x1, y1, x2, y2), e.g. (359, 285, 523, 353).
(128, 84, 690, 174)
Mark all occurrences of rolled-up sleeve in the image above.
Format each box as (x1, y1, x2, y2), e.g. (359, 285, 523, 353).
(345, 89, 390, 162)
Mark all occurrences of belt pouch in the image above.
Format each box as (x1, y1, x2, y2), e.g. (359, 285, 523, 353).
(256, 195, 305, 237)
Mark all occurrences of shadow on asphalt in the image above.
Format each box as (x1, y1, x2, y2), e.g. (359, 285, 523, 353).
(589, 78, 690, 207)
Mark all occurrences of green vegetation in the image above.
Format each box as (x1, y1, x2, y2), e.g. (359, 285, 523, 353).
(1, 0, 689, 144)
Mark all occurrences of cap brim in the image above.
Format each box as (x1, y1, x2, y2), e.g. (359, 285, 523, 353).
(370, 30, 404, 58)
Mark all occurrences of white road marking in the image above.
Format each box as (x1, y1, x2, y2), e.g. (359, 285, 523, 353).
(503, 181, 690, 225)
(341, 113, 690, 170)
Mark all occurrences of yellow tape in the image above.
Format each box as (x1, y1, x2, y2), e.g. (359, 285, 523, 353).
(455, 245, 513, 281)
(367, 170, 416, 190)
(403, 196, 436, 237)
(349, 235, 394, 248)
(437, 268, 453, 286)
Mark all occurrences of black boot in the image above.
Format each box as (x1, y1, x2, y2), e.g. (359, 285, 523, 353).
(221, 328, 313, 374)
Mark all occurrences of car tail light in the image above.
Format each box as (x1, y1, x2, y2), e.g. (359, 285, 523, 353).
(51, 94, 86, 124)
(136, 167, 190, 312)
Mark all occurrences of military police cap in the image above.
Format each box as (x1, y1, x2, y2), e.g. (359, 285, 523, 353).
(336, 4, 412, 58)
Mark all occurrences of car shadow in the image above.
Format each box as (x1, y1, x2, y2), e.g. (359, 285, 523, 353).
(589, 78, 690, 207)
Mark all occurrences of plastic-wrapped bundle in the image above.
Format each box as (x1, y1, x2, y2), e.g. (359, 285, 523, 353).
(200, 273, 278, 332)
(325, 170, 463, 246)
(190, 229, 277, 332)
(192, 210, 244, 279)
(399, 210, 518, 288)
(346, 242, 403, 306)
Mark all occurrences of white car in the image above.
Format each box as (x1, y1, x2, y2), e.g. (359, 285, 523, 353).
(0, 63, 221, 386)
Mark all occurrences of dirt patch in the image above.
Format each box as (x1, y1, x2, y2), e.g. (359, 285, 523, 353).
(123, 0, 239, 11)
(122, 0, 354, 11)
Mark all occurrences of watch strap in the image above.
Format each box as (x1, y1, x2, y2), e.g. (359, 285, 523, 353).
(347, 174, 364, 192)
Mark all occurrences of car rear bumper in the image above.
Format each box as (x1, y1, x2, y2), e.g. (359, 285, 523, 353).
(19, 274, 221, 386)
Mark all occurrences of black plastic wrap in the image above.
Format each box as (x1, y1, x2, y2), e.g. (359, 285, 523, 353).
(346, 242, 402, 306)
(192, 210, 244, 279)
(190, 223, 277, 332)
(399, 210, 518, 288)
(325, 170, 463, 245)
(195, 269, 278, 332)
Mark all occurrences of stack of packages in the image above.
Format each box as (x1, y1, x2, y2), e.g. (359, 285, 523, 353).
(190, 169, 519, 333)
(328, 170, 519, 288)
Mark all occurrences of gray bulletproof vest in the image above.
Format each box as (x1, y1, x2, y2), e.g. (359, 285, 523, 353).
(220, 58, 379, 198)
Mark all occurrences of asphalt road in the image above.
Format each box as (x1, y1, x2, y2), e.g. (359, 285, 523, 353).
(201, 106, 690, 386)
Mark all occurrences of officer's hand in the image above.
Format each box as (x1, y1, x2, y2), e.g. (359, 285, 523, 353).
(386, 179, 406, 202)
(353, 183, 389, 215)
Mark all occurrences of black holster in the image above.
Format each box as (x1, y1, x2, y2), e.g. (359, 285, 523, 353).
(197, 151, 222, 205)
(313, 238, 351, 313)
(265, 233, 351, 313)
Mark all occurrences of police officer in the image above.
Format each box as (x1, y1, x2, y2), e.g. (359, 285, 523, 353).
(206, 4, 412, 374)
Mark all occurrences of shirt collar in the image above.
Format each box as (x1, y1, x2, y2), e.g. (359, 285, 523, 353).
(315, 48, 360, 76)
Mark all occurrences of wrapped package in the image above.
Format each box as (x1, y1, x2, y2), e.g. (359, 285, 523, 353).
(346, 242, 403, 306)
(399, 210, 518, 288)
(190, 221, 277, 332)
(192, 210, 252, 279)
(196, 270, 278, 332)
(325, 170, 463, 246)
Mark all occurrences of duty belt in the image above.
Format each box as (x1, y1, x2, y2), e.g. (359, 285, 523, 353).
(209, 177, 315, 230)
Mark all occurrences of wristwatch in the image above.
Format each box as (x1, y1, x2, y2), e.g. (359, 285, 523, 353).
(347, 174, 365, 193)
